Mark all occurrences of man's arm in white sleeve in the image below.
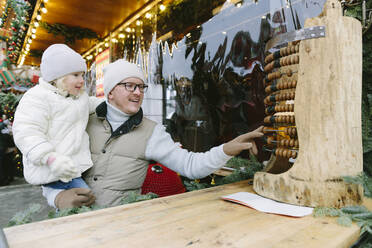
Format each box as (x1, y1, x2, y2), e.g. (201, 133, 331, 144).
(145, 124, 232, 179)
(88, 96, 104, 114)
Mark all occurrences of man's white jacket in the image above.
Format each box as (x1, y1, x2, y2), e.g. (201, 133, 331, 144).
(13, 78, 98, 185)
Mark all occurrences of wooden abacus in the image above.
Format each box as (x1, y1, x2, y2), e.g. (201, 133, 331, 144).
(253, 0, 364, 208)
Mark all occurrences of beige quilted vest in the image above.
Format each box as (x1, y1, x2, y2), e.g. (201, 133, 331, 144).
(84, 110, 156, 207)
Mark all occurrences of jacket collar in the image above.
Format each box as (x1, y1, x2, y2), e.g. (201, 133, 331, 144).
(39, 77, 58, 92)
(38, 77, 81, 99)
(96, 101, 143, 136)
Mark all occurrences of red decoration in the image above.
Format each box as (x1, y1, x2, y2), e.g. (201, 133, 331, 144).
(141, 163, 186, 197)
(31, 75, 39, 84)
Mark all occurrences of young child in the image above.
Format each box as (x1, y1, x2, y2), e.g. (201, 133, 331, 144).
(13, 44, 99, 198)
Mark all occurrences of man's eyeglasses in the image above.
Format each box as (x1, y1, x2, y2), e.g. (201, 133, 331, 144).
(117, 82, 148, 93)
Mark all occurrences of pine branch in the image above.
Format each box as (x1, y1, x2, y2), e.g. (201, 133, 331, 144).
(314, 206, 372, 235)
(343, 173, 372, 198)
(119, 192, 159, 205)
(48, 205, 105, 219)
(7, 203, 41, 227)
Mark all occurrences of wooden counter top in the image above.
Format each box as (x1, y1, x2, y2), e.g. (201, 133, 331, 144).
(4, 180, 370, 248)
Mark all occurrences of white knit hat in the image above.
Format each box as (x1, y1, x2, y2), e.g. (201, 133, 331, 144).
(40, 44, 87, 82)
(103, 59, 145, 96)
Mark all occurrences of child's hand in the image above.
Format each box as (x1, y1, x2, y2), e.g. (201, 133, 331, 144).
(55, 188, 96, 209)
(48, 154, 79, 182)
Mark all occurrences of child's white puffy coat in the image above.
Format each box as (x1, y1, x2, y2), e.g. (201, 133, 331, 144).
(13, 78, 97, 185)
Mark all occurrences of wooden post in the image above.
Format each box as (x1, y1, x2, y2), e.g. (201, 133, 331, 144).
(253, 0, 363, 208)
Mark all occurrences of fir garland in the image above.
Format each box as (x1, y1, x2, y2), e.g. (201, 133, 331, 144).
(313, 205, 372, 235)
(343, 173, 372, 198)
(183, 155, 263, 191)
(115, 0, 227, 60)
(1, 0, 31, 65)
(0, 0, 11, 29)
(39, 21, 99, 44)
(7, 203, 41, 227)
(119, 192, 159, 205)
(156, 0, 226, 40)
(0, 92, 22, 112)
(48, 205, 105, 219)
(7, 192, 159, 226)
(29, 49, 43, 58)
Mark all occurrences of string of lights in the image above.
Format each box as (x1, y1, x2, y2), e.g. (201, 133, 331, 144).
(17, 0, 48, 66)
(82, 0, 166, 63)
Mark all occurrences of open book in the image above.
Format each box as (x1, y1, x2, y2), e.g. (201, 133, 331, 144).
(222, 192, 313, 217)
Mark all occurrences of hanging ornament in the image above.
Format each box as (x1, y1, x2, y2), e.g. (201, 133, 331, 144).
(211, 176, 215, 185)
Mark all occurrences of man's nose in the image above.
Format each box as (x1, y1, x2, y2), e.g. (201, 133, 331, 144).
(133, 85, 141, 94)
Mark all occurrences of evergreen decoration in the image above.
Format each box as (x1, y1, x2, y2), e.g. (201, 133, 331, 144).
(0, 92, 22, 112)
(8, 193, 159, 227)
(343, 1, 372, 34)
(7, 203, 41, 227)
(215, 156, 263, 185)
(48, 205, 105, 219)
(0, 1, 11, 29)
(156, 0, 226, 41)
(14, 77, 35, 88)
(183, 155, 263, 191)
(29, 49, 43, 58)
(114, 0, 228, 61)
(183, 180, 209, 191)
(39, 21, 99, 44)
(313, 205, 372, 236)
(119, 192, 159, 205)
(12, 152, 23, 177)
(343, 173, 372, 198)
(1, 0, 32, 64)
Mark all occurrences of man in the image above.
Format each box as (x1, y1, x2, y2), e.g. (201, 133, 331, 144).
(43, 59, 263, 209)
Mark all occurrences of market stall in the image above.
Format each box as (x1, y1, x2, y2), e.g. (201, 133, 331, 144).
(0, 0, 371, 246)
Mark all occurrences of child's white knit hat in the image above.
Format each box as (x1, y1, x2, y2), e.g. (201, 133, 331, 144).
(103, 59, 145, 96)
(40, 44, 87, 82)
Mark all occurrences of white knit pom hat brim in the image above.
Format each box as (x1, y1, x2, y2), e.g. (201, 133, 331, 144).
(103, 59, 146, 96)
(40, 44, 87, 82)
